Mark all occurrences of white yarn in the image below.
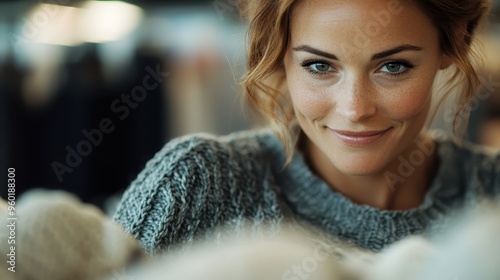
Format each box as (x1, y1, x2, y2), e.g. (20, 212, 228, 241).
(0, 190, 142, 280)
(1, 192, 500, 280)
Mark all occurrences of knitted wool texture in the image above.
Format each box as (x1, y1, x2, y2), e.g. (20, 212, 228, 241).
(0, 191, 142, 280)
(113, 202, 500, 280)
(1, 191, 499, 280)
(113, 129, 500, 254)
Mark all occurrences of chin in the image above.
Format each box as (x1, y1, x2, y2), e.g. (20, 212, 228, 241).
(336, 166, 385, 177)
(330, 155, 388, 176)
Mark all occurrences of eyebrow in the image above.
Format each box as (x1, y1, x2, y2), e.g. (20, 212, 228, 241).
(292, 44, 423, 61)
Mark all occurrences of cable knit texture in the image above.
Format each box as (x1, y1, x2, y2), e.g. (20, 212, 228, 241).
(113, 129, 500, 254)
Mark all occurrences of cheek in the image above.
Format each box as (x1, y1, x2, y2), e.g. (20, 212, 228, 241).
(286, 73, 331, 121)
(380, 79, 434, 121)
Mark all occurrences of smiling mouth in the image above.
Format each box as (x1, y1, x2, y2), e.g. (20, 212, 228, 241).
(329, 127, 393, 147)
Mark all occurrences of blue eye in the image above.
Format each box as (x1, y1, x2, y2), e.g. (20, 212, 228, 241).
(379, 61, 413, 76)
(310, 63, 332, 72)
(383, 63, 404, 72)
(301, 60, 334, 75)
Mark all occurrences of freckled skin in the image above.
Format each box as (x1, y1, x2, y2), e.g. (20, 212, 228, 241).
(283, 0, 451, 209)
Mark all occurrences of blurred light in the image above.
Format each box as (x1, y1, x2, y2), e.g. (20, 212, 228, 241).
(480, 28, 500, 73)
(23, 4, 81, 46)
(20, 1, 143, 47)
(78, 1, 143, 43)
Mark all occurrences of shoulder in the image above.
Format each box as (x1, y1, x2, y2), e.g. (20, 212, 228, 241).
(155, 128, 276, 162)
(148, 129, 278, 176)
(113, 129, 284, 253)
(129, 128, 278, 189)
(432, 130, 500, 198)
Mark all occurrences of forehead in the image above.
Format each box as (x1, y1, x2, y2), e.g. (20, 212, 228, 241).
(289, 0, 439, 56)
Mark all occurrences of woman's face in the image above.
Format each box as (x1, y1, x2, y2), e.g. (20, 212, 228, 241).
(284, 0, 449, 175)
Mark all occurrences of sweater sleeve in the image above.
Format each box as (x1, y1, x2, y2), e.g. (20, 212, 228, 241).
(112, 134, 234, 254)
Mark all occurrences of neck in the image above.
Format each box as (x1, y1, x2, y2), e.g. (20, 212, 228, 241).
(301, 133, 438, 211)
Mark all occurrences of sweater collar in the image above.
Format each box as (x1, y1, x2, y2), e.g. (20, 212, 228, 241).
(265, 130, 465, 251)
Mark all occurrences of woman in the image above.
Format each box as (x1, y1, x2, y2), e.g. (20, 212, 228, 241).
(114, 0, 498, 254)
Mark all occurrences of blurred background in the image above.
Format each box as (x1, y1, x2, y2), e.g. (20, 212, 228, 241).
(0, 0, 499, 211)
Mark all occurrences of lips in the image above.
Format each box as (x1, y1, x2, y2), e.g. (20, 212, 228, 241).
(329, 127, 392, 147)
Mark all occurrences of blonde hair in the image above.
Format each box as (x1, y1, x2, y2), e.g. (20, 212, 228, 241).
(240, 0, 491, 162)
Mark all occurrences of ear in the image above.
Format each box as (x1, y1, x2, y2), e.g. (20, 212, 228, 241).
(440, 54, 453, 70)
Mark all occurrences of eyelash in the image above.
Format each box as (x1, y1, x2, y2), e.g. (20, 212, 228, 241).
(300, 59, 415, 77)
(379, 60, 414, 77)
(301, 59, 335, 76)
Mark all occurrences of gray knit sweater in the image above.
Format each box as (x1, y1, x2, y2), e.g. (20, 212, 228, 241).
(113, 129, 500, 254)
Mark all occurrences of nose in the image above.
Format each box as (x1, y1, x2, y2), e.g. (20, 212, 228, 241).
(334, 77, 377, 123)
